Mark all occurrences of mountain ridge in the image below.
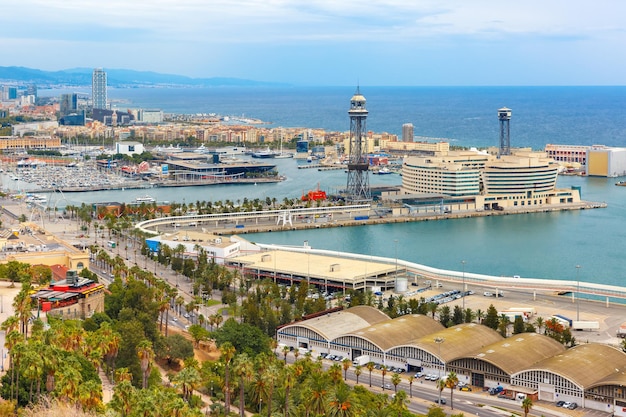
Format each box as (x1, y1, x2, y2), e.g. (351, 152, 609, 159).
(0, 66, 288, 87)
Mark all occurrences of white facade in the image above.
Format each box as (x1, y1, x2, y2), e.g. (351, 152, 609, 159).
(149, 235, 240, 264)
(139, 109, 163, 123)
(115, 141, 144, 155)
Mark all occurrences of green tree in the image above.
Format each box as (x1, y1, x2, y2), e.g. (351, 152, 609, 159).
(445, 371, 459, 409)
(483, 304, 499, 330)
(521, 396, 533, 417)
(212, 318, 270, 356)
(513, 316, 525, 334)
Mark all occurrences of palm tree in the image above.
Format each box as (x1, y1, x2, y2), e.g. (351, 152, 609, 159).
(436, 378, 446, 406)
(282, 345, 290, 363)
(521, 396, 533, 417)
(327, 383, 357, 417)
(534, 316, 545, 334)
(366, 361, 375, 387)
(380, 365, 388, 390)
(282, 366, 296, 417)
(174, 366, 202, 403)
(221, 342, 236, 415)
(341, 358, 351, 381)
(309, 372, 329, 416)
(391, 390, 409, 417)
(498, 314, 511, 337)
(445, 371, 459, 409)
(137, 339, 154, 389)
(475, 308, 485, 324)
(354, 365, 362, 385)
(391, 373, 401, 393)
(407, 375, 414, 398)
(233, 354, 253, 417)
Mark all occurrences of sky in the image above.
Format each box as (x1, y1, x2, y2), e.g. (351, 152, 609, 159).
(3, 0, 626, 86)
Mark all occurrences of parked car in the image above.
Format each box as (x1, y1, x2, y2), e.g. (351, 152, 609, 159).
(555, 401, 565, 407)
(460, 386, 472, 391)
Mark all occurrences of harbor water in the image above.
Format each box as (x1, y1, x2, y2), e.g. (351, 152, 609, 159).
(16, 86, 626, 286)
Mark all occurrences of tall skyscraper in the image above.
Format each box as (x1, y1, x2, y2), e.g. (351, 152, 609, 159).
(402, 123, 414, 142)
(60, 93, 78, 115)
(92, 68, 107, 110)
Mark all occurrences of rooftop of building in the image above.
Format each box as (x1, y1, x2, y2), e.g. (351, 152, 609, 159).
(413, 323, 504, 362)
(150, 231, 236, 249)
(281, 306, 390, 342)
(344, 314, 445, 351)
(231, 250, 399, 284)
(465, 332, 566, 375)
(528, 343, 626, 389)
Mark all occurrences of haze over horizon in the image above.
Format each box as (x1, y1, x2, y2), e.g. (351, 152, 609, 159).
(3, 1, 626, 87)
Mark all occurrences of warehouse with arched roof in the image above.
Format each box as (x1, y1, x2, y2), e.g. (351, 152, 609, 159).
(512, 343, 626, 411)
(276, 306, 389, 355)
(448, 332, 566, 389)
(331, 314, 444, 366)
(385, 323, 504, 376)
(275, 306, 626, 413)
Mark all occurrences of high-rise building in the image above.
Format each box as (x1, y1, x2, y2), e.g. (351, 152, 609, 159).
(402, 123, 414, 142)
(92, 68, 107, 110)
(60, 93, 78, 115)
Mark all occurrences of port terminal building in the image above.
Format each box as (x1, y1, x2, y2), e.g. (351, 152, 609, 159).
(226, 249, 404, 293)
(399, 149, 581, 211)
(277, 305, 626, 414)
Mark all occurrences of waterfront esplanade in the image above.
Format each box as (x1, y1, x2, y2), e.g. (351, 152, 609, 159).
(226, 249, 403, 292)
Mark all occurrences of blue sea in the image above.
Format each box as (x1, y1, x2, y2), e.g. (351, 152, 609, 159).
(35, 86, 626, 285)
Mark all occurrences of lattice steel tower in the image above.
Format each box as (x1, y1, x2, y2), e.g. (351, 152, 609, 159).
(498, 107, 512, 156)
(345, 87, 371, 202)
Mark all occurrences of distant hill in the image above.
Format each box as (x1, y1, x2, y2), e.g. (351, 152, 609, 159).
(0, 66, 287, 87)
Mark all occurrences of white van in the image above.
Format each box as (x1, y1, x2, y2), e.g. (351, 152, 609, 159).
(516, 393, 527, 401)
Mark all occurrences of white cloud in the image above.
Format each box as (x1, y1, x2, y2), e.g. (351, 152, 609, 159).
(2, 0, 626, 84)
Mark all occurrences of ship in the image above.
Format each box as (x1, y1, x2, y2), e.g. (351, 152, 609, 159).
(251, 148, 276, 159)
(135, 195, 156, 203)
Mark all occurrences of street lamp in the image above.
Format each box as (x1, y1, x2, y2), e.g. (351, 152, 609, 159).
(461, 260, 466, 311)
(435, 337, 444, 405)
(576, 265, 581, 321)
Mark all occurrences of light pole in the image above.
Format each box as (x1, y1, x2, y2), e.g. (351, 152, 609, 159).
(576, 265, 581, 321)
(435, 337, 444, 405)
(461, 260, 466, 311)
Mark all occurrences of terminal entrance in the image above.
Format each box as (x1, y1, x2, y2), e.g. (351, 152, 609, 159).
(471, 373, 485, 388)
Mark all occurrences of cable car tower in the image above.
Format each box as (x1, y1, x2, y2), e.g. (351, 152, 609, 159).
(498, 107, 512, 157)
(345, 87, 371, 202)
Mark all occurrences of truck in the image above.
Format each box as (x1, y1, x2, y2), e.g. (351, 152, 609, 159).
(552, 314, 573, 327)
(507, 307, 536, 318)
(571, 321, 600, 331)
(352, 355, 370, 366)
(617, 322, 626, 338)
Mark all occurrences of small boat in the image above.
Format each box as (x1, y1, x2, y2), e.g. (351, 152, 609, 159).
(616, 181, 626, 186)
(374, 167, 392, 175)
(251, 148, 276, 158)
(135, 195, 156, 203)
(193, 144, 209, 153)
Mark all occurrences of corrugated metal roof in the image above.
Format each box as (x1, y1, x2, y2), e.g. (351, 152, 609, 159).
(524, 343, 626, 388)
(414, 323, 504, 362)
(280, 306, 389, 342)
(345, 315, 444, 351)
(466, 333, 566, 375)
